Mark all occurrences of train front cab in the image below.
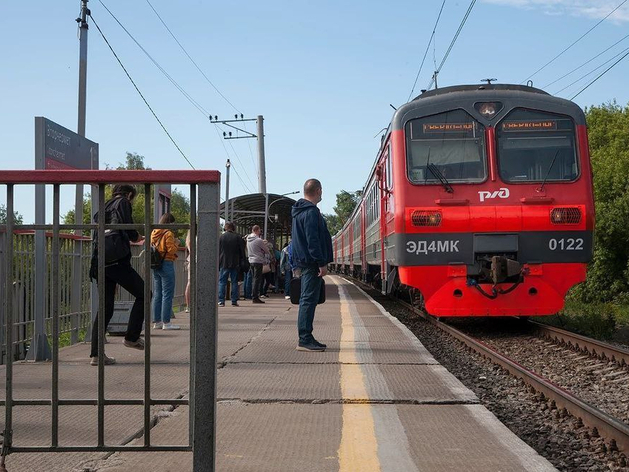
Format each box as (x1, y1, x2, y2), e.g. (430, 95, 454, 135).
(390, 88, 594, 317)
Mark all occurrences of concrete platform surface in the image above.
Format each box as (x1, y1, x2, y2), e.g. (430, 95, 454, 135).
(0, 275, 556, 471)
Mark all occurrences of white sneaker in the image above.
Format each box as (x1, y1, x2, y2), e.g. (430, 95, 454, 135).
(285, 296, 291, 300)
(185, 307, 190, 313)
(153, 322, 163, 330)
(162, 323, 181, 330)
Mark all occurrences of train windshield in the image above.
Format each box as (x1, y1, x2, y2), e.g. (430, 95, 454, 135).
(405, 109, 486, 185)
(497, 109, 578, 183)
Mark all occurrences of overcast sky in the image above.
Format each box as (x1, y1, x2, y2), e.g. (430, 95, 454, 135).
(1, 0, 628, 222)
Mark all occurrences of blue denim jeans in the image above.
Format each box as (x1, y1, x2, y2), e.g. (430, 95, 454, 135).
(284, 269, 293, 296)
(297, 266, 322, 344)
(219, 268, 240, 304)
(152, 260, 175, 324)
(243, 270, 252, 299)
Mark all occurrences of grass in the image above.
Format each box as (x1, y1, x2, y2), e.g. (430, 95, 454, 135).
(533, 300, 629, 344)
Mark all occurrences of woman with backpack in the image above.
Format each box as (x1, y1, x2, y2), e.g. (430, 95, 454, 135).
(151, 212, 180, 330)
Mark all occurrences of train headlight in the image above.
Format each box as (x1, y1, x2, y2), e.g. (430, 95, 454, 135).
(411, 210, 442, 227)
(550, 208, 581, 225)
(474, 102, 503, 119)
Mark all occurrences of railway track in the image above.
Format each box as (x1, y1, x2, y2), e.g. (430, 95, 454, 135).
(391, 297, 629, 456)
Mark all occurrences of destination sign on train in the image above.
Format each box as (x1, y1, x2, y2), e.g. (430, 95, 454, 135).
(502, 120, 557, 131)
(422, 123, 474, 132)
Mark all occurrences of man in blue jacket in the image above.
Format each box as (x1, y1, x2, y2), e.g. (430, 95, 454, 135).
(291, 178, 333, 351)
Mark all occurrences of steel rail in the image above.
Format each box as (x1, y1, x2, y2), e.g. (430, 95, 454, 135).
(395, 298, 629, 455)
(529, 321, 629, 366)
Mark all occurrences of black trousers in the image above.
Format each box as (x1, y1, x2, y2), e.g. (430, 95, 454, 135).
(90, 259, 145, 358)
(250, 263, 263, 299)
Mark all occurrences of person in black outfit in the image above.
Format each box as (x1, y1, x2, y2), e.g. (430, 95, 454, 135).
(218, 222, 246, 307)
(89, 184, 146, 365)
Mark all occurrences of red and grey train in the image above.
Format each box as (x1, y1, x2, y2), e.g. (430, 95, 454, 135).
(331, 84, 594, 317)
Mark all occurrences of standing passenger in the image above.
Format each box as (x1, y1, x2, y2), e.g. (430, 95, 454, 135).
(184, 230, 191, 312)
(242, 234, 252, 299)
(218, 222, 245, 307)
(280, 242, 293, 300)
(151, 213, 180, 330)
(89, 184, 145, 365)
(246, 225, 269, 304)
(291, 179, 333, 351)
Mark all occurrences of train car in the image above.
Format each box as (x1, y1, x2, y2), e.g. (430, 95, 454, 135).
(332, 83, 594, 317)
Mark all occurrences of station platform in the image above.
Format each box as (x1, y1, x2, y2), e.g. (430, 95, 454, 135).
(0, 275, 556, 471)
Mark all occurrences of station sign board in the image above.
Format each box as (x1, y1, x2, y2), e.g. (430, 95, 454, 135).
(35, 117, 98, 170)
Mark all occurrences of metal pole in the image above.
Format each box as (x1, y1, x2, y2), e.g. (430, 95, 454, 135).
(257, 115, 266, 194)
(51, 185, 60, 447)
(193, 183, 219, 471)
(144, 184, 152, 447)
(263, 193, 269, 240)
(2, 185, 15, 464)
(73, 1, 89, 344)
(225, 159, 230, 222)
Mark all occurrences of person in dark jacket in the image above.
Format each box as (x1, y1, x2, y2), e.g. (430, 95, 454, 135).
(89, 184, 145, 365)
(291, 178, 333, 352)
(218, 222, 246, 307)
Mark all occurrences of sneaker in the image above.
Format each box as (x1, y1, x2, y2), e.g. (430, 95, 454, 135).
(162, 323, 181, 330)
(296, 342, 326, 352)
(285, 295, 291, 300)
(185, 307, 190, 313)
(90, 355, 116, 366)
(152, 322, 163, 330)
(123, 338, 145, 351)
(218, 302, 225, 307)
(313, 339, 327, 349)
(252, 298, 265, 304)
(259, 295, 266, 299)
(231, 302, 239, 307)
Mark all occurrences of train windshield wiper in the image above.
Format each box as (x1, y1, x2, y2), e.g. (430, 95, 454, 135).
(428, 163, 454, 193)
(538, 148, 561, 192)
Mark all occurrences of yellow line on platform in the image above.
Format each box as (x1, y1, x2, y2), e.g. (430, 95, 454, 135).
(336, 279, 381, 472)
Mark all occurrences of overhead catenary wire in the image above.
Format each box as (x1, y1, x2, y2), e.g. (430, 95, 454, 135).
(89, 13, 195, 170)
(211, 126, 253, 194)
(142, 0, 260, 190)
(543, 33, 629, 89)
(145, 0, 242, 114)
(570, 48, 629, 100)
(426, 0, 477, 91)
(99, 0, 210, 117)
(555, 44, 629, 95)
(407, 0, 447, 102)
(522, 0, 628, 84)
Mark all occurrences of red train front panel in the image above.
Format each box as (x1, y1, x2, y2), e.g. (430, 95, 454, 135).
(384, 85, 594, 316)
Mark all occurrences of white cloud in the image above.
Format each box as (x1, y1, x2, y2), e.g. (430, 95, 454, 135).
(481, 0, 629, 22)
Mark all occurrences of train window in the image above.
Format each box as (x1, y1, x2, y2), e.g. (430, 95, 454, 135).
(497, 109, 578, 183)
(405, 109, 486, 185)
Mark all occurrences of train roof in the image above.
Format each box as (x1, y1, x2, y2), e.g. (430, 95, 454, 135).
(411, 83, 549, 100)
(392, 83, 586, 131)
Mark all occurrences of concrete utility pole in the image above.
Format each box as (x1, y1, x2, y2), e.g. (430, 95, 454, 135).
(256, 115, 266, 194)
(209, 115, 267, 194)
(75, 0, 89, 345)
(225, 159, 231, 222)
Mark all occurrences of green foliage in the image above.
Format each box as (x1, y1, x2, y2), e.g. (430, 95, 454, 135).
(62, 153, 190, 238)
(0, 204, 24, 225)
(324, 189, 362, 235)
(571, 102, 629, 303)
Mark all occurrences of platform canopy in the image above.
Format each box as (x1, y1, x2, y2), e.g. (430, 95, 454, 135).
(219, 193, 298, 245)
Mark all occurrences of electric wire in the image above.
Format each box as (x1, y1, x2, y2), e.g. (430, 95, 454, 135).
(543, 33, 629, 89)
(142, 0, 259, 189)
(407, 0, 447, 101)
(554, 45, 629, 95)
(570, 48, 629, 100)
(227, 139, 257, 190)
(211, 126, 253, 194)
(145, 0, 242, 114)
(99, 0, 210, 118)
(89, 13, 195, 170)
(426, 0, 477, 90)
(522, 0, 628, 83)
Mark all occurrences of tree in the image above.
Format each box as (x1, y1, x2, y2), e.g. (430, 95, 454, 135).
(323, 189, 362, 235)
(0, 204, 23, 225)
(62, 152, 190, 239)
(570, 102, 629, 303)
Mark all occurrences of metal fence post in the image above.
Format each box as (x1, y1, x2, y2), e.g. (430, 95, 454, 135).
(193, 182, 219, 471)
